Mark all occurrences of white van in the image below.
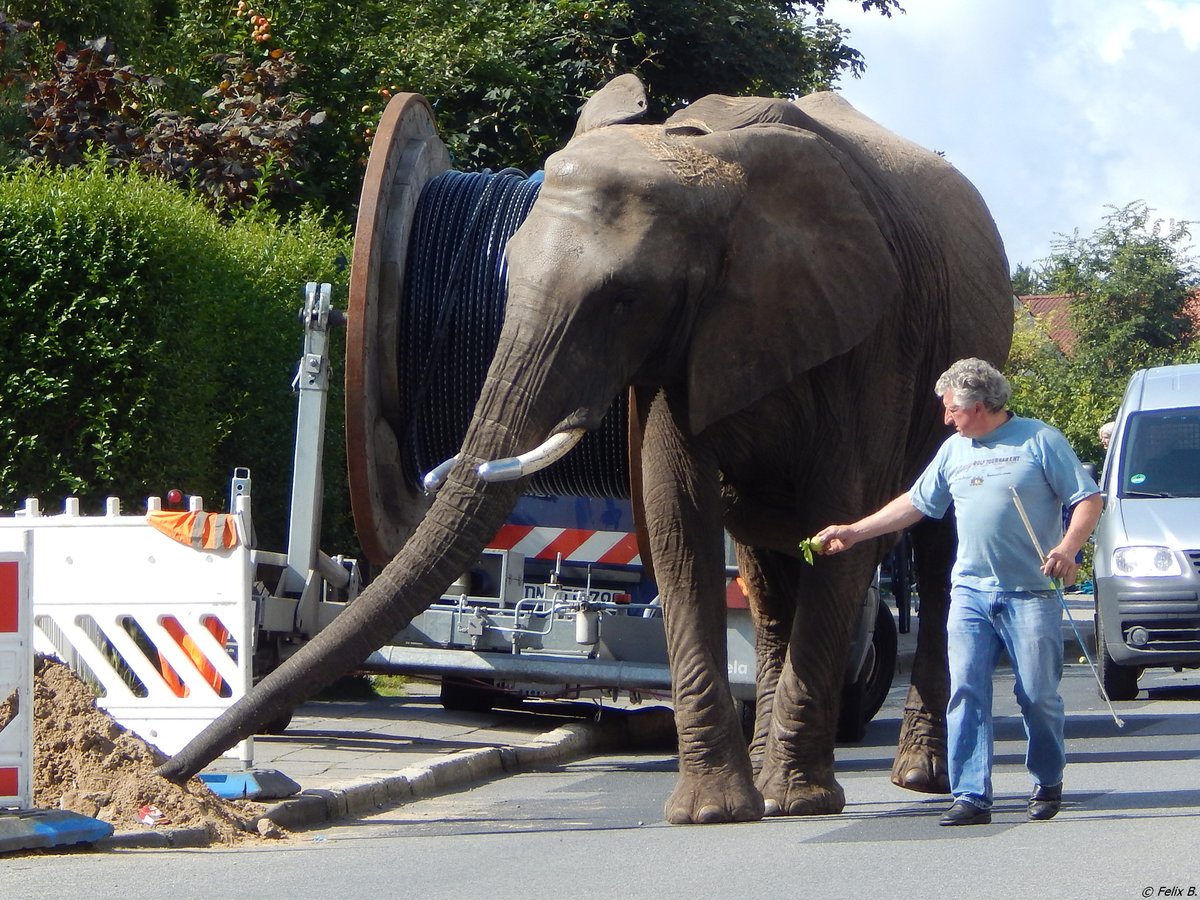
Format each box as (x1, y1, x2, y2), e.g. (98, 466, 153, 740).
(1093, 363, 1200, 699)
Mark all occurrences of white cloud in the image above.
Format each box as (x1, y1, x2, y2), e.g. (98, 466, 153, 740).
(830, 0, 1200, 270)
(1147, 0, 1200, 50)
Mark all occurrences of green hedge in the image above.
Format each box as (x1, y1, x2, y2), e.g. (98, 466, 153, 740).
(0, 162, 353, 551)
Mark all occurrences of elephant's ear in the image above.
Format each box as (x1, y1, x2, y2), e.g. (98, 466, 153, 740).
(572, 74, 649, 138)
(686, 127, 903, 435)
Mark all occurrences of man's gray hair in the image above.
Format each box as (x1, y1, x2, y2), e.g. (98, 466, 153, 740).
(935, 358, 1011, 412)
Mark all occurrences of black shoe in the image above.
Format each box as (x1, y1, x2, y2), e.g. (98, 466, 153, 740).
(1028, 783, 1062, 820)
(939, 799, 992, 826)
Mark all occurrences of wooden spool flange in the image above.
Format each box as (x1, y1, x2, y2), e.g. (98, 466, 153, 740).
(346, 93, 451, 567)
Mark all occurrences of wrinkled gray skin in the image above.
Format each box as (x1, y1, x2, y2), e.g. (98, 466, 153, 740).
(160, 75, 1012, 824)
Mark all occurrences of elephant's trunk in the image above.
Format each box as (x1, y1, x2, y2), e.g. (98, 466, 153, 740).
(156, 463, 520, 783)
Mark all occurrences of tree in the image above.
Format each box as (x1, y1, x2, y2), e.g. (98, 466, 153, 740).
(0, 0, 903, 217)
(161, 0, 902, 214)
(1007, 202, 1199, 461)
(1048, 201, 1196, 375)
(1010, 263, 1040, 297)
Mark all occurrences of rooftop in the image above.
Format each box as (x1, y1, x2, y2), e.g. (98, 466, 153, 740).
(1015, 289, 1200, 356)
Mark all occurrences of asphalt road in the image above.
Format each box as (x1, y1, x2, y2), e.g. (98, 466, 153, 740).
(7, 662, 1199, 900)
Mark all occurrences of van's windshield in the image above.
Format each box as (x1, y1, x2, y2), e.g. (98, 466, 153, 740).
(1118, 408, 1200, 498)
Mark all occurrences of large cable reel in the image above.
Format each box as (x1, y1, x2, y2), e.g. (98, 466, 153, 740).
(346, 93, 635, 567)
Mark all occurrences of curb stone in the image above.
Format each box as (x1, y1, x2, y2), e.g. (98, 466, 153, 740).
(259, 705, 677, 832)
(95, 825, 213, 850)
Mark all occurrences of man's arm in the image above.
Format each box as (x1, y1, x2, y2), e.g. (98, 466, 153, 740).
(815, 493, 927, 555)
(1043, 493, 1103, 585)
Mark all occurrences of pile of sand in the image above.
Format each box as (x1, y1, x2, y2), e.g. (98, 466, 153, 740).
(28, 654, 268, 845)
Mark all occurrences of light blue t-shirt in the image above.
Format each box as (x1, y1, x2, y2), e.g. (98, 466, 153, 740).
(909, 414, 1099, 592)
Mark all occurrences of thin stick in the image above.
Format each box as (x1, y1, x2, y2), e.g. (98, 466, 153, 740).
(1009, 485, 1125, 728)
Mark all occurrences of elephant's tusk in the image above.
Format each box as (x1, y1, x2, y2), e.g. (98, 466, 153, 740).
(477, 429, 586, 482)
(421, 454, 460, 493)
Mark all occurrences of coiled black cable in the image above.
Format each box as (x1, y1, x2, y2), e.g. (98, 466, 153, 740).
(397, 168, 630, 498)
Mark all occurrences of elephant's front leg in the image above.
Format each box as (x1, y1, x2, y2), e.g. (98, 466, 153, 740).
(639, 388, 763, 825)
(756, 553, 870, 816)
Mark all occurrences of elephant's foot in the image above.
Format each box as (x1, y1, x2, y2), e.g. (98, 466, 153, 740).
(890, 706, 950, 795)
(756, 762, 846, 817)
(665, 769, 765, 825)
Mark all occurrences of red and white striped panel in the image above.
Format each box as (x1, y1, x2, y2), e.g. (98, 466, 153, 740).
(488, 525, 641, 566)
(0, 556, 31, 809)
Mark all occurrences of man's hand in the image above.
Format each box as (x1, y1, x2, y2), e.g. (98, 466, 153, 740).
(1042, 546, 1080, 587)
(814, 524, 859, 555)
(1042, 493, 1102, 587)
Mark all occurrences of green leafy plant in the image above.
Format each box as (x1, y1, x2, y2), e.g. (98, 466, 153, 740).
(798, 536, 824, 564)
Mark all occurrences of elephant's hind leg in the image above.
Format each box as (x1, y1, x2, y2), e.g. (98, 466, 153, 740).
(891, 516, 952, 795)
(891, 702, 949, 794)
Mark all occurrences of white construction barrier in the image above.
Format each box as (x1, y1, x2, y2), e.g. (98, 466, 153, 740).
(0, 496, 254, 766)
(0, 544, 33, 809)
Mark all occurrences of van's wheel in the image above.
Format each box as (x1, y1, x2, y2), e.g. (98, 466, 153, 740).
(837, 603, 899, 743)
(440, 677, 497, 712)
(1096, 611, 1139, 701)
(861, 602, 898, 721)
(837, 680, 867, 743)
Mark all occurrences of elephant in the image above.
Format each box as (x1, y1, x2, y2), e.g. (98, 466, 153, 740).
(159, 75, 1013, 824)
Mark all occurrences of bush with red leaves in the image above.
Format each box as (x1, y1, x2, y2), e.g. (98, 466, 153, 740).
(21, 36, 322, 213)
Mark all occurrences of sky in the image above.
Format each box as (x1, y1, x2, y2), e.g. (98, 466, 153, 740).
(829, 0, 1200, 272)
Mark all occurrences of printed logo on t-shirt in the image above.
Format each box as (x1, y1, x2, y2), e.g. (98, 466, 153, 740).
(948, 454, 1024, 482)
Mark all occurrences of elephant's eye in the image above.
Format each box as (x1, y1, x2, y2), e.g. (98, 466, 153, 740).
(608, 289, 636, 318)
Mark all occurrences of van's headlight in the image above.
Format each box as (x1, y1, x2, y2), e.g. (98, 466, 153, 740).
(1112, 547, 1182, 577)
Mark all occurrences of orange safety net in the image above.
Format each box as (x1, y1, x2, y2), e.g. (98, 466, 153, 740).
(146, 511, 239, 551)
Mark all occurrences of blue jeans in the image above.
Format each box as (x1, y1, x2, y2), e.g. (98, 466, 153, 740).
(946, 586, 1066, 809)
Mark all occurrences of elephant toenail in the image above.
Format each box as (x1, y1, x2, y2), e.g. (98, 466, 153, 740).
(695, 804, 726, 824)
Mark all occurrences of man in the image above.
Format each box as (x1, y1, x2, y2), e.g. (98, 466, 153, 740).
(816, 358, 1101, 826)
